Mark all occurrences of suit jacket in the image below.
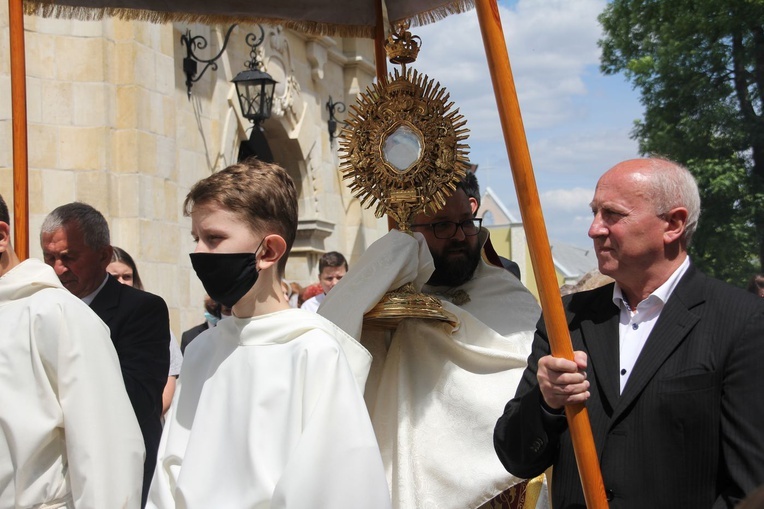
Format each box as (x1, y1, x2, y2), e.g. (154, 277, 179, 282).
(90, 275, 170, 506)
(180, 322, 209, 354)
(494, 265, 764, 509)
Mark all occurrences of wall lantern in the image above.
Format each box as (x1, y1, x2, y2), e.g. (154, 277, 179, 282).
(232, 26, 277, 127)
(326, 96, 346, 143)
(181, 24, 277, 129)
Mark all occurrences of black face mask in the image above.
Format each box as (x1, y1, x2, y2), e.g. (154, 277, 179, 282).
(190, 243, 263, 308)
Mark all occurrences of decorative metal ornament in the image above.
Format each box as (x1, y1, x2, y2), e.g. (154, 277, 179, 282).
(181, 25, 237, 99)
(363, 282, 458, 328)
(339, 25, 470, 230)
(340, 68, 470, 230)
(339, 22, 470, 328)
(326, 96, 346, 143)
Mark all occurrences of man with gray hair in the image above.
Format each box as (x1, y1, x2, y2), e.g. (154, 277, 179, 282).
(41, 202, 170, 508)
(494, 158, 764, 508)
(1, 194, 144, 507)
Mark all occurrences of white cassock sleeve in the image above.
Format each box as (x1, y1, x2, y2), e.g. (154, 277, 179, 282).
(270, 339, 391, 509)
(37, 295, 145, 508)
(320, 229, 434, 339)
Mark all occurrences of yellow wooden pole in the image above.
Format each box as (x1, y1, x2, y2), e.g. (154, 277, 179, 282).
(8, 0, 29, 260)
(374, 0, 388, 82)
(374, 0, 399, 231)
(474, 0, 608, 506)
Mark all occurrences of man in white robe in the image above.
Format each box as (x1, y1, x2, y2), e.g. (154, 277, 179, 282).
(320, 184, 543, 509)
(0, 194, 145, 509)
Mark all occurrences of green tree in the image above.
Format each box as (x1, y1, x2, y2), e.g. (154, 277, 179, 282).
(688, 158, 761, 283)
(598, 0, 764, 286)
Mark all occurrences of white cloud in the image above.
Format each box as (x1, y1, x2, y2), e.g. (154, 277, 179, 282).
(414, 0, 607, 134)
(540, 187, 593, 213)
(532, 188, 595, 248)
(402, 0, 642, 248)
(530, 127, 640, 179)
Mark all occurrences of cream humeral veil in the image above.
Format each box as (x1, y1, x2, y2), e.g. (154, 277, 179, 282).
(319, 229, 539, 509)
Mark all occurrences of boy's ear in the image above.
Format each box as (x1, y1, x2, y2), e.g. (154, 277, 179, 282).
(257, 234, 287, 270)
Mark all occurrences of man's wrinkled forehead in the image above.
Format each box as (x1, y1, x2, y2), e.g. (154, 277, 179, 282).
(591, 168, 652, 207)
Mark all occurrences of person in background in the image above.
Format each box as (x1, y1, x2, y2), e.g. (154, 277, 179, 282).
(0, 193, 144, 508)
(40, 202, 170, 508)
(747, 273, 764, 298)
(281, 279, 302, 308)
(298, 282, 323, 307)
(148, 159, 390, 509)
(494, 158, 764, 508)
(108, 246, 182, 416)
(180, 294, 225, 353)
(108, 246, 143, 288)
(300, 251, 348, 312)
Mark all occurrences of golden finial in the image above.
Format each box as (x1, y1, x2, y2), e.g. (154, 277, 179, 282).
(385, 21, 422, 68)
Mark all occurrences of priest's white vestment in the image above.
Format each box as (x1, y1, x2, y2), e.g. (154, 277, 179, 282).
(148, 308, 391, 509)
(0, 258, 145, 509)
(320, 230, 542, 509)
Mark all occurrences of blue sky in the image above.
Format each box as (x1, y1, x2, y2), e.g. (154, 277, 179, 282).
(412, 0, 643, 249)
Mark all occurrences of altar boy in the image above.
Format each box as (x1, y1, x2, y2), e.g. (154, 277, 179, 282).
(148, 160, 391, 509)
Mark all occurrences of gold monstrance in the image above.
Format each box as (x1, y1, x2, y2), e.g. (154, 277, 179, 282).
(339, 22, 471, 328)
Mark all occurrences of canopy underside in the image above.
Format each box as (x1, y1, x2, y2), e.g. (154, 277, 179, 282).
(23, 0, 476, 38)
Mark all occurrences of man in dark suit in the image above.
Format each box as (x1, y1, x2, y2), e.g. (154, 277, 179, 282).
(494, 158, 764, 508)
(41, 202, 170, 508)
(180, 322, 208, 353)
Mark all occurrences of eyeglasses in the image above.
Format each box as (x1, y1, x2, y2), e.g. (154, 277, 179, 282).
(410, 218, 482, 239)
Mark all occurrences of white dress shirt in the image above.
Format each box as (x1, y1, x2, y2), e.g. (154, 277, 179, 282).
(612, 257, 690, 393)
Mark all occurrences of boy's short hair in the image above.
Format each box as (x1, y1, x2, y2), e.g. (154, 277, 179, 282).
(0, 194, 9, 226)
(184, 159, 298, 274)
(318, 251, 348, 273)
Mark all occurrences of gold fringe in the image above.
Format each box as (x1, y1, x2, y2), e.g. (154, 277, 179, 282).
(396, 0, 476, 28)
(23, 0, 476, 39)
(22, 2, 376, 38)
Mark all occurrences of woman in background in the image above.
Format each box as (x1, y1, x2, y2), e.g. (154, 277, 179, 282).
(108, 246, 182, 416)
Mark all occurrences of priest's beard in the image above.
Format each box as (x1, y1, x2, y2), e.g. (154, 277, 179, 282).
(426, 239, 481, 287)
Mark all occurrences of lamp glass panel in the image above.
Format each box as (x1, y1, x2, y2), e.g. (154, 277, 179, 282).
(261, 81, 276, 118)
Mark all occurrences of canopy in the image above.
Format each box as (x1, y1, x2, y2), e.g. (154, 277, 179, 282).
(24, 0, 474, 38)
(8, 0, 608, 505)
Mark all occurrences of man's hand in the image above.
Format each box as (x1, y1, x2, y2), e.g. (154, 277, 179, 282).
(537, 351, 590, 410)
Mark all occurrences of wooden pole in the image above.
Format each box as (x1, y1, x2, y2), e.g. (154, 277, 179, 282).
(8, 0, 29, 260)
(474, 0, 608, 506)
(373, 0, 398, 231)
(374, 0, 388, 82)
